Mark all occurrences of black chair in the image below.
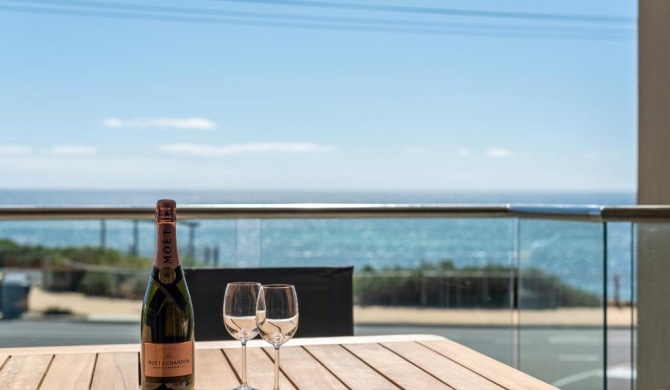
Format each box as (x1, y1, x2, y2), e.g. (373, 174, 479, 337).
(184, 266, 354, 341)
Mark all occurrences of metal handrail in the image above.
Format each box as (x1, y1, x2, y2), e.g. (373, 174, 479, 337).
(0, 203, 669, 222)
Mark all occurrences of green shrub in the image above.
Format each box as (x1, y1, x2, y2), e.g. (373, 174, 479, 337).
(354, 261, 600, 308)
(43, 306, 74, 315)
(77, 272, 117, 297)
(0, 239, 153, 295)
(118, 273, 149, 299)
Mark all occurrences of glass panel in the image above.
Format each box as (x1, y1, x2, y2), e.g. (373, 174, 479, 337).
(518, 219, 605, 390)
(606, 221, 635, 390)
(234, 219, 262, 268)
(260, 217, 516, 365)
(632, 222, 670, 390)
(0, 218, 237, 347)
(0, 219, 237, 262)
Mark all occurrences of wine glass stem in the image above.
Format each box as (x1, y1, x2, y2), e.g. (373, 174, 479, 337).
(273, 346, 280, 390)
(241, 341, 248, 386)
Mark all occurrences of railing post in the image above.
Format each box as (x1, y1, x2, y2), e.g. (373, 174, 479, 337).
(130, 219, 139, 256)
(99, 220, 106, 249)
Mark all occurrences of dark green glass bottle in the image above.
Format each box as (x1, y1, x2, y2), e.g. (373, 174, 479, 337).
(140, 199, 195, 390)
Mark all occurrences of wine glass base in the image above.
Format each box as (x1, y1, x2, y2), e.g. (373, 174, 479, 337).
(233, 386, 258, 390)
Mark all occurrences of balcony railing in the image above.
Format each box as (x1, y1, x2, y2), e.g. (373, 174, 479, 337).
(1, 202, 669, 220)
(0, 203, 654, 390)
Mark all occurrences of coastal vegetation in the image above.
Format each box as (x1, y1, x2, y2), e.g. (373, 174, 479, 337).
(0, 240, 600, 308)
(355, 261, 601, 308)
(0, 239, 150, 299)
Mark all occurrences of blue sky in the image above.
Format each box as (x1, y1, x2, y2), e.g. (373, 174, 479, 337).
(0, 0, 637, 191)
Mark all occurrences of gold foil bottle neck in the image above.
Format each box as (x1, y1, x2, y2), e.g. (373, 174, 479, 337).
(155, 199, 177, 224)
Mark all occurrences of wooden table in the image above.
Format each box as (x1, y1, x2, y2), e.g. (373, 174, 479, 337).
(0, 334, 557, 389)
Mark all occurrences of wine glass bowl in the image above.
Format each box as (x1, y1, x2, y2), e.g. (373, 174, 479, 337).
(256, 284, 299, 390)
(224, 282, 261, 342)
(223, 282, 262, 390)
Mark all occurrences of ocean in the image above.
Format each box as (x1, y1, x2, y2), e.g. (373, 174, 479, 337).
(0, 190, 636, 300)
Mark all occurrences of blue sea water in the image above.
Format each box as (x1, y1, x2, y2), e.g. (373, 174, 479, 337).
(0, 190, 635, 300)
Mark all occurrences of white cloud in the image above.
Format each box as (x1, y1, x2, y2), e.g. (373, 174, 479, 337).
(103, 117, 217, 130)
(51, 145, 98, 155)
(456, 148, 471, 157)
(159, 142, 334, 156)
(403, 147, 426, 155)
(0, 144, 31, 154)
(486, 148, 512, 158)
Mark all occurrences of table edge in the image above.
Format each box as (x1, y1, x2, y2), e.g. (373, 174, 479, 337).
(0, 334, 446, 355)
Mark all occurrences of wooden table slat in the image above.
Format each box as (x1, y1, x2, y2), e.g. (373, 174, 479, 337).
(0, 354, 53, 390)
(195, 348, 240, 389)
(382, 341, 505, 390)
(420, 339, 559, 390)
(344, 343, 454, 390)
(304, 344, 400, 390)
(0, 335, 560, 390)
(90, 352, 138, 390)
(40, 353, 96, 390)
(224, 345, 297, 390)
(263, 346, 348, 390)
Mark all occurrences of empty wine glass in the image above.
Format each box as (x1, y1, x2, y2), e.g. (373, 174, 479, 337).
(256, 284, 299, 390)
(224, 282, 262, 390)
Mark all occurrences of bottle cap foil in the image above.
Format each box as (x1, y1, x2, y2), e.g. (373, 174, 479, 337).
(155, 199, 177, 223)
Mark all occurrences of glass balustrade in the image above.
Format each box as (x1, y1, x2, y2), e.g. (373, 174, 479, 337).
(0, 206, 643, 389)
(518, 219, 606, 390)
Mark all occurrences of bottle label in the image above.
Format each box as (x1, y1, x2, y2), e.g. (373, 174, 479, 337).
(156, 224, 180, 269)
(144, 341, 193, 377)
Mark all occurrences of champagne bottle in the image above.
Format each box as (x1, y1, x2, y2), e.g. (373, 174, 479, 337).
(141, 199, 195, 390)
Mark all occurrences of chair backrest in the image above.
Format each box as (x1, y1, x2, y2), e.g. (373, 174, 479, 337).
(184, 266, 354, 341)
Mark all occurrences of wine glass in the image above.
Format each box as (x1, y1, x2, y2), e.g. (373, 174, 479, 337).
(223, 282, 262, 390)
(256, 284, 299, 390)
